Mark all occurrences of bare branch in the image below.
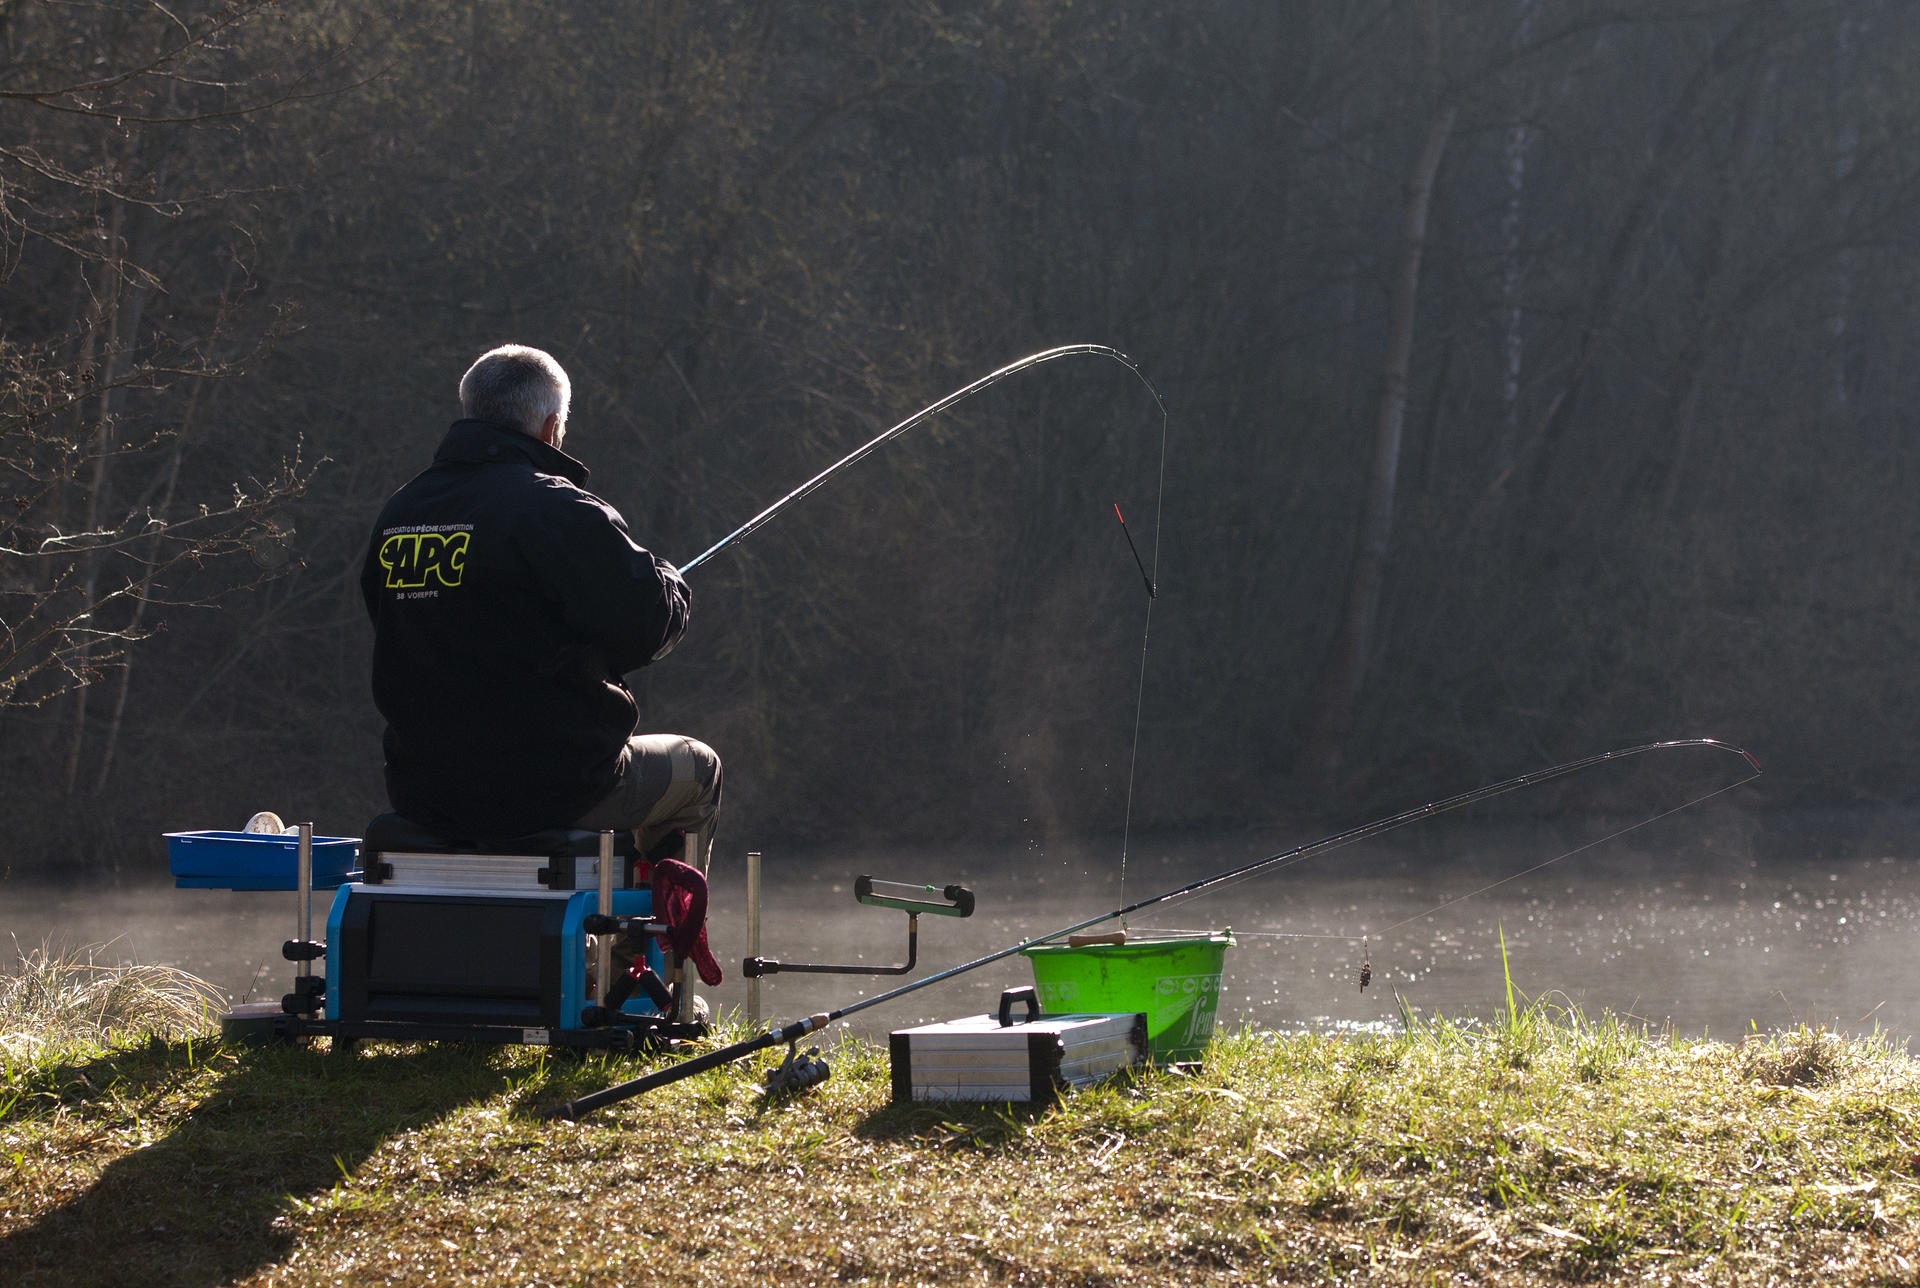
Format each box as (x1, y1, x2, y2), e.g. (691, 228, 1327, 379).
(0, 0, 277, 104)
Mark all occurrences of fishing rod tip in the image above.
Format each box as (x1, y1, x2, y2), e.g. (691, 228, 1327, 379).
(1696, 736, 1762, 773)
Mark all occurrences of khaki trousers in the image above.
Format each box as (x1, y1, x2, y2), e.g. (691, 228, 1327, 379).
(572, 733, 722, 872)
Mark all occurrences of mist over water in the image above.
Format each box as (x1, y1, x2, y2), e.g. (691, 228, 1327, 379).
(722, 824, 1920, 1048)
(9, 810, 1915, 1051)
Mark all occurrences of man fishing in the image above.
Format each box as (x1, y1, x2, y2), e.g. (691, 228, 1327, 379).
(360, 343, 721, 871)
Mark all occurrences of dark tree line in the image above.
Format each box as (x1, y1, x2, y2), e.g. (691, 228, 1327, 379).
(3, 0, 1916, 873)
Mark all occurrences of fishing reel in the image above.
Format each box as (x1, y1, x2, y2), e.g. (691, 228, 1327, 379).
(763, 1041, 831, 1096)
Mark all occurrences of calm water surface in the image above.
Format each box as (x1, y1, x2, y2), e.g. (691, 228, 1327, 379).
(8, 813, 1917, 1047)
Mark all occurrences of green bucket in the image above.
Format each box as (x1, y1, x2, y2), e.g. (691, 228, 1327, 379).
(1021, 931, 1235, 1065)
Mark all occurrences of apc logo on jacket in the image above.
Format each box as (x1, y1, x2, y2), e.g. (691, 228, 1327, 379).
(380, 525, 471, 591)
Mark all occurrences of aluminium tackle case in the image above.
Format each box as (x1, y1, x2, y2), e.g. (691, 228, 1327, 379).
(889, 987, 1147, 1104)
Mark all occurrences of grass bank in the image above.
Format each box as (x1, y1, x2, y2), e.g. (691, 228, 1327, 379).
(2, 963, 1917, 1285)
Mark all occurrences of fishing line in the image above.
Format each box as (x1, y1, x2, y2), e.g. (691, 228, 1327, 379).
(1368, 769, 1758, 937)
(1145, 747, 1758, 925)
(1142, 758, 1763, 953)
(1113, 433, 1170, 927)
(672, 344, 1174, 916)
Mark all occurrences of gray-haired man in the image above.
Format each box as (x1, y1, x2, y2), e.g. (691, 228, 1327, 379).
(361, 343, 721, 869)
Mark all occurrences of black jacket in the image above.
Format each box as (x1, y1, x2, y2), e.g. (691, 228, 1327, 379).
(360, 419, 689, 837)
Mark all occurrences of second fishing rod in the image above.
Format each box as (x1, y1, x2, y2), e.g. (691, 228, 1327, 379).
(541, 737, 1761, 1120)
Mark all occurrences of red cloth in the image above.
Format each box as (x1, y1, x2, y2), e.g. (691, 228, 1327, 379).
(649, 857, 723, 986)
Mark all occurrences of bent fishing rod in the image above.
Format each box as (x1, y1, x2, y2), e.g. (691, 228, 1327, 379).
(540, 737, 1759, 1121)
(666, 343, 1172, 900)
(674, 344, 1167, 577)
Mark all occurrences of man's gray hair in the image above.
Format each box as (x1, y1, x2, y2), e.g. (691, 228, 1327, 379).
(458, 344, 571, 437)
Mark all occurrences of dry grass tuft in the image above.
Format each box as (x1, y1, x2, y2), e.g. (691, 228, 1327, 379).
(1740, 1024, 1855, 1087)
(0, 937, 224, 1070)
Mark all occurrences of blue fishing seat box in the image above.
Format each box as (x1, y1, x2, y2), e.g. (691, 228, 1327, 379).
(169, 814, 710, 1052)
(165, 830, 360, 890)
(320, 815, 666, 1033)
(322, 881, 659, 1030)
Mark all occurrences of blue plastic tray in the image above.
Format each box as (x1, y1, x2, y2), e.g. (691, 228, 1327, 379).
(164, 830, 360, 891)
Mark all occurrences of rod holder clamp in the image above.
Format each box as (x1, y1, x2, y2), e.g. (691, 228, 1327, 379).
(281, 975, 325, 1016)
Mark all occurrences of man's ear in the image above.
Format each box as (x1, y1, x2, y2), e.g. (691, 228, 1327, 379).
(539, 412, 562, 446)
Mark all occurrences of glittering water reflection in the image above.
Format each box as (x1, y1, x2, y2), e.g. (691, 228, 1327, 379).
(11, 812, 1918, 1049)
(722, 834, 1920, 1049)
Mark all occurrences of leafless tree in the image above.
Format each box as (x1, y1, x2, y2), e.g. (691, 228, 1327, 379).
(0, 1, 351, 791)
